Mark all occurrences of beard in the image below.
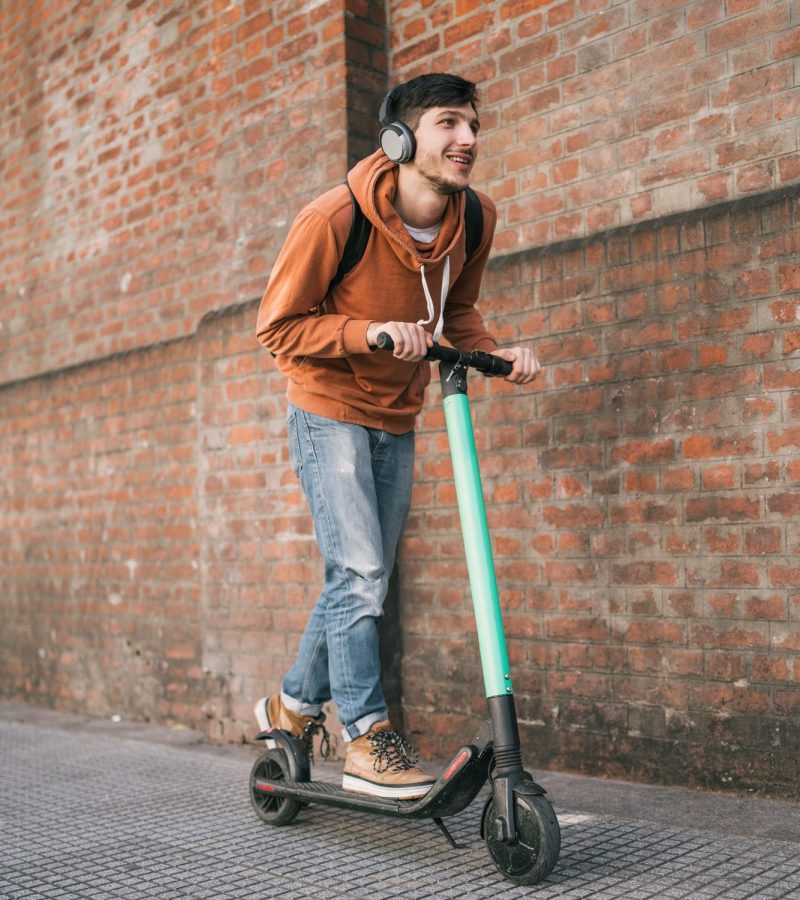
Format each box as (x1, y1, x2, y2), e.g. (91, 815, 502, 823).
(414, 149, 471, 195)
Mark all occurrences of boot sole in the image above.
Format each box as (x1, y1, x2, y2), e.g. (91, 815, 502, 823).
(342, 773, 434, 800)
(254, 698, 272, 731)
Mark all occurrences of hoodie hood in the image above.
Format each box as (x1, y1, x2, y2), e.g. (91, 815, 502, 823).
(347, 149, 466, 273)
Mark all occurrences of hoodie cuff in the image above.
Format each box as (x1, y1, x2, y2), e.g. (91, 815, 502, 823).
(473, 337, 499, 353)
(341, 319, 373, 355)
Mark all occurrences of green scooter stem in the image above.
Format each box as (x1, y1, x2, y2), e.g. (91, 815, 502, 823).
(440, 368, 513, 700)
(439, 360, 524, 845)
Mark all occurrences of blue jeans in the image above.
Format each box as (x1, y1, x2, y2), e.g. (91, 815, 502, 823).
(281, 404, 415, 740)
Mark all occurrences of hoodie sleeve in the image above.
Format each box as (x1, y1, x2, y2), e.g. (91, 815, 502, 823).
(255, 205, 372, 358)
(441, 192, 499, 354)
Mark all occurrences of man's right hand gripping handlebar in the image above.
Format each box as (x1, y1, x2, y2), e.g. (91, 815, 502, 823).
(366, 321, 432, 361)
(367, 321, 542, 384)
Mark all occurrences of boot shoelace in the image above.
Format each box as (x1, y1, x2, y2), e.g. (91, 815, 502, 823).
(368, 729, 420, 773)
(300, 719, 332, 764)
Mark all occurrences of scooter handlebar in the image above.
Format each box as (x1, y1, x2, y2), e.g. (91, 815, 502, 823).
(376, 332, 513, 378)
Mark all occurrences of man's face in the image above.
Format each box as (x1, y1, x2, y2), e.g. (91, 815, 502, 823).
(411, 104, 480, 195)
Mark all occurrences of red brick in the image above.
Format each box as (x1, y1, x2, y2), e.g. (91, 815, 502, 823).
(547, 617, 609, 642)
(682, 368, 758, 400)
(747, 595, 786, 620)
(542, 503, 605, 528)
(683, 433, 757, 460)
(767, 492, 800, 516)
(685, 496, 761, 522)
(612, 561, 679, 586)
(691, 623, 768, 649)
(623, 619, 685, 645)
(707, 7, 790, 53)
(611, 439, 675, 465)
(444, 11, 494, 46)
(774, 26, 800, 60)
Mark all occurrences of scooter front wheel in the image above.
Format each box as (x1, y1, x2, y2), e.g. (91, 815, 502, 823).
(481, 792, 561, 885)
(249, 749, 302, 826)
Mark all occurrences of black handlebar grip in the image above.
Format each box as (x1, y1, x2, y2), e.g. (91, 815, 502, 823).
(470, 350, 513, 378)
(376, 332, 394, 351)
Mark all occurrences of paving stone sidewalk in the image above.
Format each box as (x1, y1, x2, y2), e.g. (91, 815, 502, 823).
(1, 703, 799, 899)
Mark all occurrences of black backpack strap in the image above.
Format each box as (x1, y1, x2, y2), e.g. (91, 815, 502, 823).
(330, 182, 482, 290)
(464, 186, 483, 262)
(330, 181, 372, 288)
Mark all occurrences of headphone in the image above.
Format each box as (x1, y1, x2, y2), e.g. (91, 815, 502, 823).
(379, 89, 416, 163)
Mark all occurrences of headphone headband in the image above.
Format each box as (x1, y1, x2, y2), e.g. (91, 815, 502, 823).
(378, 90, 394, 126)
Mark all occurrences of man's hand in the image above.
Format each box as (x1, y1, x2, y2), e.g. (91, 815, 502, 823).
(367, 321, 433, 361)
(491, 346, 542, 384)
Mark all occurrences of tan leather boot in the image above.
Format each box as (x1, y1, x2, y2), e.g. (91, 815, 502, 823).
(254, 696, 329, 758)
(342, 720, 435, 800)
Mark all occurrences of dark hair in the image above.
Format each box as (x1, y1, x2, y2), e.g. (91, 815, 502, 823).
(383, 73, 479, 131)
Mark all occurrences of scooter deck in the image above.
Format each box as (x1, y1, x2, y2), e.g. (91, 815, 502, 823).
(252, 739, 492, 820)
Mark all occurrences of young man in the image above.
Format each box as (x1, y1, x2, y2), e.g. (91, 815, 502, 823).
(254, 73, 541, 800)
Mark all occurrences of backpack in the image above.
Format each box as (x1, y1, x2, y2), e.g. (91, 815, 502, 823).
(329, 184, 484, 288)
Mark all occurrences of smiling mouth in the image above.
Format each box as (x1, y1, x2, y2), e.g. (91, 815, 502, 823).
(446, 153, 472, 169)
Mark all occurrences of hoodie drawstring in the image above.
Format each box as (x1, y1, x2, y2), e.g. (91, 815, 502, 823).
(418, 256, 450, 342)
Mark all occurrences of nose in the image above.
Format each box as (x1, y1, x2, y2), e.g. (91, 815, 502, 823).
(457, 122, 477, 149)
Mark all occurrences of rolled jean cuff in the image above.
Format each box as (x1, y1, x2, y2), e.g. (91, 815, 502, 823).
(280, 691, 323, 718)
(342, 709, 388, 743)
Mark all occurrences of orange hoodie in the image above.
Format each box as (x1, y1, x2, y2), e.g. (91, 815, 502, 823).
(255, 149, 498, 434)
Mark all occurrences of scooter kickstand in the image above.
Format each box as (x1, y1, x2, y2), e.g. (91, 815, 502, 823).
(433, 817, 466, 850)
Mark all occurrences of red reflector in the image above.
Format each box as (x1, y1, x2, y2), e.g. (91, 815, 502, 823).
(443, 749, 470, 780)
(256, 783, 276, 792)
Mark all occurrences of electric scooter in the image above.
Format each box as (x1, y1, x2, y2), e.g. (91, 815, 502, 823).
(249, 336, 561, 886)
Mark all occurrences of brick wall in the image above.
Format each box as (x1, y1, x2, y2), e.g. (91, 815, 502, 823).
(389, 0, 800, 251)
(1, 0, 350, 384)
(0, 304, 306, 739)
(2, 0, 799, 794)
(403, 187, 800, 794)
(196, 301, 317, 740)
(1, 339, 204, 722)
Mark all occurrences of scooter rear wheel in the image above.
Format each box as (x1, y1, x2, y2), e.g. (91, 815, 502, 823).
(481, 792, 561, 885)
(249, 749, 302, 826)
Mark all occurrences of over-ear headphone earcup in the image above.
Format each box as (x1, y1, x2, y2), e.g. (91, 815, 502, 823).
(379, 122, 416, 163)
